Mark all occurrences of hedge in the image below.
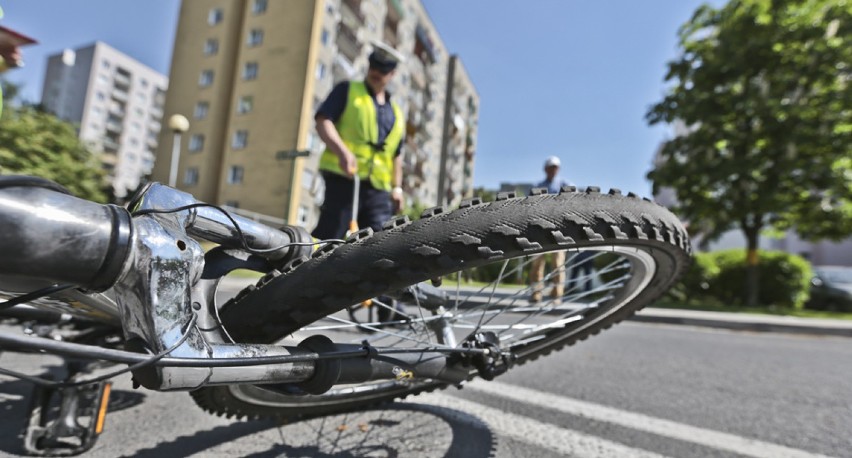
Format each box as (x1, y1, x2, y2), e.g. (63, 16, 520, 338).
(664, 249, 813, 310)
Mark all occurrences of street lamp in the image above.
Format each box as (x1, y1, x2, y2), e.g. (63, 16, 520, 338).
(167, 114, 190, 187)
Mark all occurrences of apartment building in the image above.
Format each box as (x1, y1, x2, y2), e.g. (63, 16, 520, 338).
(151, 0, 478, 227)
(41, 42, 168, 198)
(438, 56, 478, 207)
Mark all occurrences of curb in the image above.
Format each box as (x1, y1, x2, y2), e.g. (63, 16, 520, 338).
(631, 308, 852, 338)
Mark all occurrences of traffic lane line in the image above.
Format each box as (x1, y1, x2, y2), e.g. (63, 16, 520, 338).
(464, 379, 830, 458)
(418, 392, 668, 458)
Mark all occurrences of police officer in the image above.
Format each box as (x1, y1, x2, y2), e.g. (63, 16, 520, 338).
(312, 42, 406, 241)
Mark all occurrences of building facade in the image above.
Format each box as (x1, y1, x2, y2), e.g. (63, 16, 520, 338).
(151, 0, 478, 228)
(41, 42, 168, 197)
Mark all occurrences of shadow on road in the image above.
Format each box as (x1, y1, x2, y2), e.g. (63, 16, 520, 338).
(124, 402, 495, 458)
(0, 376, 148, 457)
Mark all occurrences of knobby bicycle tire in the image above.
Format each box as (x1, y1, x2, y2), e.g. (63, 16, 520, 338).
(191, 187, 691, 420)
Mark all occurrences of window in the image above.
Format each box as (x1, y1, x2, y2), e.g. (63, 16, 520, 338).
(252, 0, 268, 14)
(204, 38, 219, 56)
(242, 62, 258, 80)
(102, 60, 111, 69)
(199, 70, 214, 87)
(194, 101, 209, 120)
(184, 167, 199, 186)
(237, 96, 253, 114)
(247, 29, 264, 47)
(227, 165, 244, 184)
(321, 28, 329, 45)
(231, 130, 248, 149)
(97, 74, 109, 84)
(188, 134, 205, 152)
(316, 62, 326, 80)
(140, 78, 148, 88)
(208, 8, 223, 25)
(302, 169, 315, 190)
(96, 91, 106, 101)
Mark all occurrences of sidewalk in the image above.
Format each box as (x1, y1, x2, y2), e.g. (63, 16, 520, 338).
(632, 307, 852, 338)
(217, 278, 852, 338)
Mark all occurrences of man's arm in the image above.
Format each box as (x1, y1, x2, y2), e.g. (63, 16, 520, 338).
(391, 153, 404, 212)
(315, 114, 356, 176)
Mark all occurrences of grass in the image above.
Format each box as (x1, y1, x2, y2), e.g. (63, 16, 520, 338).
(652, 299, 852, 320)
(226, 269, 263, 279)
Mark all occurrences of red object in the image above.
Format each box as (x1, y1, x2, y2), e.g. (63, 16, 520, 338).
(0, 25, 37, 48)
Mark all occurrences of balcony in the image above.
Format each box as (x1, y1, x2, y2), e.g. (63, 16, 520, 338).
(111, 88, 129, 102)
(336, 22, 361, 63)
(103, 138, 120, 152)
(341, 0, 364, 25)
(113, 72, 131, 89)
(105, 121, 123, 134)
(414, 24, 437, 65)
(333, 54, 356, 81)
(383, 23, 399, 49)
(108, 103, 125, 117)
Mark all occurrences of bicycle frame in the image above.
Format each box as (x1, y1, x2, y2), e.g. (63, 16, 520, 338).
(0, 181, 475, 392)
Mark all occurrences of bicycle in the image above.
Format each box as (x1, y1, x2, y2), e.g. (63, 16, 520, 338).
(0, 175, 690, 455)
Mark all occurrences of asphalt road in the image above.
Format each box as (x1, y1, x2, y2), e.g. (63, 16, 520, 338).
(1, 321, 849, 457)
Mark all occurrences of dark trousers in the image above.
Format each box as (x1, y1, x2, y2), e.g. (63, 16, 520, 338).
(312, 171, 393, 240)
(568, 251, 595, 293)
(312, 171, 398, 322)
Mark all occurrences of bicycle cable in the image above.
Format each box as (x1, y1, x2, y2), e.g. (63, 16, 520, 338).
(130, 203, 346, 255)
(0, 283, 75, 312)
(0, 313, 197, 388)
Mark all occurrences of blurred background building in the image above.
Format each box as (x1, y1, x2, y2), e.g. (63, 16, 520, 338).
(149, 0, 479, 228)
(41, 42, 168, 198)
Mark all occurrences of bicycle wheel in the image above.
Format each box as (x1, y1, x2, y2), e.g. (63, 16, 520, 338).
(191, 187, 691, 420)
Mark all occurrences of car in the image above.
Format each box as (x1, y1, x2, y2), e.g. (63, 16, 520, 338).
(806, 266, 852, 312)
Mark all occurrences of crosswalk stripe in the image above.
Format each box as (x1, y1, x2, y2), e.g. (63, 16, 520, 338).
(420, 392, 669, 458)
(465, 379, 829, 458)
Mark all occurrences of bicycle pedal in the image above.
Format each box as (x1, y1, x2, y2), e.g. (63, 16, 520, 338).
(23, 381, 112, 456)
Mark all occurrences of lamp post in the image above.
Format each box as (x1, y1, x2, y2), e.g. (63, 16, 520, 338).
(167, 114, 190, 187)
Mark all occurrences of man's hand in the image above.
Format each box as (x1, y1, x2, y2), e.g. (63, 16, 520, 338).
(337, 149, 357, 177)
(391, 187, 404, 214)
(0, 44, 22, 70)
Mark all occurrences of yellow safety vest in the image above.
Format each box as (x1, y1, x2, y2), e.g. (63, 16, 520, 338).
(319, 81, 404, 191)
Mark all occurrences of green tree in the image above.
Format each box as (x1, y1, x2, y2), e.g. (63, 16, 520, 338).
(473, 186, 496, 203)
(0, 103, 107, 202)
(647, 0, 852, 305)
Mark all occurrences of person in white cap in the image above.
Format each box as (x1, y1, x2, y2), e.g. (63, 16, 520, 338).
(529, 156, 574, 303)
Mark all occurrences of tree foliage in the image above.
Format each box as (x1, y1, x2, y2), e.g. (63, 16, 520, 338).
(648, 0, 851, 242)
(647, 0, 851, 304)
(0, 103, 108, 202)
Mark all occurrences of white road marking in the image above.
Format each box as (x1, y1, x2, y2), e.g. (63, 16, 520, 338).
(465, 379, 829, 458)
(420, 392, 669, 458)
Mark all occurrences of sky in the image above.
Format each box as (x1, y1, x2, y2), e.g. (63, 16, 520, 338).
(1, 0, 720, 197)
